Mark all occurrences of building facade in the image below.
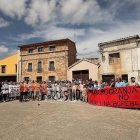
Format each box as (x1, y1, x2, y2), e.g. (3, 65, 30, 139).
(18, 39, 76, 82)
(98, 35, 140, 83)
(0, 53, 18, 82)
(67, 58, 99, 82)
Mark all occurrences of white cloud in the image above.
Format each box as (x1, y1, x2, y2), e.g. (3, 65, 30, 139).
(0, 18, 10, 28)
(0, 45, 8, 53)
(8, 19, 140, 58)
(8, 25, 85, 41)
(24, 0, 56, 26)
(0, 0, 27, 19)
(77, 20, 140, 58)
(23, 0, 114, 26)
(59, 0, 113, 24)
(3, 0, 140, 59)
(8, 48, 18, 55)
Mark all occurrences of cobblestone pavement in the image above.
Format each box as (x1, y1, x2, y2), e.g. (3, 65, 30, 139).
(0, 100, 140, 140)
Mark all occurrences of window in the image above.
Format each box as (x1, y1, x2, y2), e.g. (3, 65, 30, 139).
(15, 64, 17, 73)
(49, 45, 55, 51)
(28, 63, 32, 72)
(48, 76, 55, 83)
(122, 74, 128, 82)
(49, 61, 55, 71)
(109, 53, 120, 64)
(24, 77, 29, 82)
(102, 56, 105, 62)
(1, 65, 6, 73)
(38, 47, 44, 52)
(37, 76, 42, 83)
(37, 61, 42, 73)
(28, 48, 33, 54)
(38, 61, 42, 68)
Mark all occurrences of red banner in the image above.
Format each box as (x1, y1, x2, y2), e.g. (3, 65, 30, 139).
(88, 86, 140, 108)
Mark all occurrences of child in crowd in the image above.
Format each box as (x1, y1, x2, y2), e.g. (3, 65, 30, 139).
(82, 85, 88, 103)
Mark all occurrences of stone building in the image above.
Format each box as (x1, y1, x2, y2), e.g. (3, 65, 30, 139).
(98, 35, 140, 83)
(18, 39, 76, 82)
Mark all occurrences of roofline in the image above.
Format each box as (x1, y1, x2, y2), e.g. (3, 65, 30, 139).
(18, 38, 75, 48)
(0, 52, 17, 61)
(0, 74, 17, 77)
(98, 35, 139, 47)
(136, 39, 140, 42)
(68, 58, 98, 69)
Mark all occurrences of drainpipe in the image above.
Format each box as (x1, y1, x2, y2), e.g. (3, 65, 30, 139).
(21, 51, 22, 81)
(18, 60, 21, 82)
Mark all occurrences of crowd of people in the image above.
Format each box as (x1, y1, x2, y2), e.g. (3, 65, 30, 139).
(0, 77, 138, 103)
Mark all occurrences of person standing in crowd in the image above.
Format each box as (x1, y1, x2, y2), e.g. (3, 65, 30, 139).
(72, 82, 77, 100)
(34, 81, 40, 101)
(0, 82, 2, 102)
(127, 77, 137, 86)
(104, 82, 111, 89)
(19, 81, 24, 103)
(99, 80, 105, 89)
(29, 80, 35, 101)
(41, 81, 47, 100)
(1, 88, 8, 102)
(94, 81, 100, 90)
(16, 82, 20, 97)
(63, 81, 68, 101)
(23, 81, 28, 102)
(110, 79, 115, 88)
(47, 81, 52, 100)
(115, 78, 125, 87)
(3, 81, 9, 100)
(123, 80, 127, 86)
(79, 82, 84, 100)
(88, 83, 94, 91)
(42, 81, 47, 89)
(55, 81, 60, 100)
(84, 87, 88, 103)
(76, 83, 81, 100)
(52, 81, 57, 100)
(82, 85, 87, 102)
(67, 81, 72, 101)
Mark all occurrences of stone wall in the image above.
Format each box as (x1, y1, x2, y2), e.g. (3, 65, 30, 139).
(20, 40, 76, 81)
(98, 38, 139, 82)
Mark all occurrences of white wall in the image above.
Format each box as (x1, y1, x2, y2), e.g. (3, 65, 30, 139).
(67, 60, 98, 81)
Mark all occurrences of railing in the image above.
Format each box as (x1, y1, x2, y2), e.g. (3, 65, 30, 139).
(27, 69, 32, 72)
(48, 67, 55, 71)
(109, 57, 120, 64)
(37, 68, 42, 73)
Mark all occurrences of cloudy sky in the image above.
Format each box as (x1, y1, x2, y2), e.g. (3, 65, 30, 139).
(0, 0, 140, 59)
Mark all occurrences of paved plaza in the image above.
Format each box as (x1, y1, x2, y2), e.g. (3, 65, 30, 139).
(0, 100, 140, 140)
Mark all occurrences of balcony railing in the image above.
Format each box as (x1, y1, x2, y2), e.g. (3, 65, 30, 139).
(37, 68, 42, 73)
(48, 67, 55, 71)
(27, 69, 32, 72)
(109, 57, 120, 64)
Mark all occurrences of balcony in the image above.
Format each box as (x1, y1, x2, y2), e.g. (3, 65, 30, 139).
(37, 68, 42, 73)
(48, 67, 55, 71)
(109, 57, 120, 64)
(27, 69, 32, 72)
